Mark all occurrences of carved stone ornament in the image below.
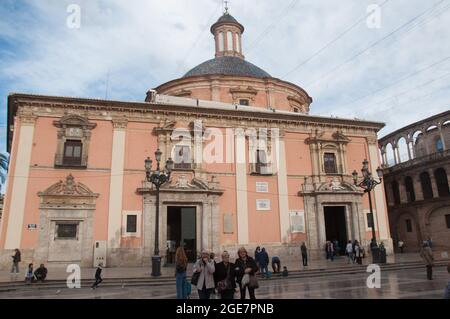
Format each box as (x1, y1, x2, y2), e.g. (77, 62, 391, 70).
(38, 174, 99, 197)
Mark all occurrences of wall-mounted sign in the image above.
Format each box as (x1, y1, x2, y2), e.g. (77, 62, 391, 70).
(27, 224, 38, 230)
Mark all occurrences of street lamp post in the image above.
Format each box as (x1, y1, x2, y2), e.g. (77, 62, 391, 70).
(352, 159, 383, 263)
(145, 150, 174, 277)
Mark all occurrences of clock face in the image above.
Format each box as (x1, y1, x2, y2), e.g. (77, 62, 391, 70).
(66, 127, 83, 137)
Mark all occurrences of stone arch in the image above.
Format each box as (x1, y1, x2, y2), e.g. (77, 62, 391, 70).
(404, 176, 416, 203)
(397, 137, 409, 162)
(391, 180, 401, 205)
(420, 171, 434, 199)
(434, 167, 449, 197)
(385, 143, 395, 166)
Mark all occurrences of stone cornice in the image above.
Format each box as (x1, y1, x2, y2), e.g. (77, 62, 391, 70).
(7, 93, 385, 150)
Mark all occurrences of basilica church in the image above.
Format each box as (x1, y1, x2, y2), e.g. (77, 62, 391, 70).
(0, 10, 392, 268)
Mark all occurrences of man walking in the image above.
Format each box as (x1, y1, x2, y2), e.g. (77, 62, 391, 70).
(10, 249, 21, 281)
(91, 263, 104, 289)
(420, 242, 434, 280)
(301, 242, 308, 267)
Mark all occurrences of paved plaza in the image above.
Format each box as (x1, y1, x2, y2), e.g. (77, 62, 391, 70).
(0, 262, 448, 299)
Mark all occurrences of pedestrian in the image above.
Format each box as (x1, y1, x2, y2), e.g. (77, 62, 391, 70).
(214, 251, 237, 299)
(325, 241, 334, 261)
(10, 248, 21, 281)
(282, 266, 288, 277)
(427, 237, 433, 249)
(346, 240, 354, 264)
(34, 264, 48, 282)
(259, 248, 269, 278)
(175, 246, 188, 299)
(301, 242, 308, 267)
(355, 242, 363, 265)
(332, 239, 339, 256)
(271, 256, 281, 273)
(235, 247, 258, 300)
(193, 250, 215, 299)
(91, 263, 103, 289)
(398, 240, 404, 253)
(444, 263, 450, 299)
(420, 241, 434, 280)
(254, 246, 261, 270)
(25, 263, 34, 284)
(209, 252, 218, 299)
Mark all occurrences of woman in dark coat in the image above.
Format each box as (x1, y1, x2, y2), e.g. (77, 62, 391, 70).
(213, 251, 237, 299)
(234, 247, 259, 300)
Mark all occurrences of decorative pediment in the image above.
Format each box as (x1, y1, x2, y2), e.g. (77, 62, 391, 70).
(332, 130, 351, 143)
(53, 114, 97, 130)
(154, 120, 177, 135)
(318, 177, 357, 192)
(305, 130, 350, 145)
(138, 175, 223, 196)
(38, 174, 98, 197)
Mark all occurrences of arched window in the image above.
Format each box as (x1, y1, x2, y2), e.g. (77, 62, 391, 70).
(436, 138, 444, 152)
(235, 33, 240, 53)
(420, 172, 434, 199)
(397, 137, 409, 162)
(404, 176, 416, 202)
(392, 181, 401, 205)
(434, 168, 449, 197)
(227, 31, 233, 51)
(218, 32, 224, 51)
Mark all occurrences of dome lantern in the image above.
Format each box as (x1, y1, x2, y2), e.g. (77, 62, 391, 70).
(210, 9, 245, 59)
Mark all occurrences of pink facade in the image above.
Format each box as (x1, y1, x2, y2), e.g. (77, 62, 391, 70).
(0, 11, 392, 268)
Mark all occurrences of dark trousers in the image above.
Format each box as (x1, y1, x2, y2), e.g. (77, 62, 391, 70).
(91, 277, 103, 288)
(198, 287, 213, 300)
(272, 261, 281, 273)
(426, 265, 433, 280)
(302, 254, 308, 266)
(239, 283, 256, 299)
(220, 289, 235, 299)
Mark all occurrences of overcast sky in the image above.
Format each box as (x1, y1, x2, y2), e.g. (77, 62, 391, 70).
(0, 0, 449, 154)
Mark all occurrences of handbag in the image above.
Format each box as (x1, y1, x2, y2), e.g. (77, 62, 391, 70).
(248, 275, 259, 289)
(241, 273, 250, 287)
(191, 271, 200, 286)
(217, 264, 232, 293)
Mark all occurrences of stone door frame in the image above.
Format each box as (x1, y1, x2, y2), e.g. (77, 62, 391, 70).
(139, 185, 223, 266)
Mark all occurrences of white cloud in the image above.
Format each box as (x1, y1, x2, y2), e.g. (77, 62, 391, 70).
(0, 0, 449, 142)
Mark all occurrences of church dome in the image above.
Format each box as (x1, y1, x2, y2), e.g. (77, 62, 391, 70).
(183, 56, 271, 78)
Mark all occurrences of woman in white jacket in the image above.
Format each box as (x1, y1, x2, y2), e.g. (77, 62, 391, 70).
(193, 250, 216, 299)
